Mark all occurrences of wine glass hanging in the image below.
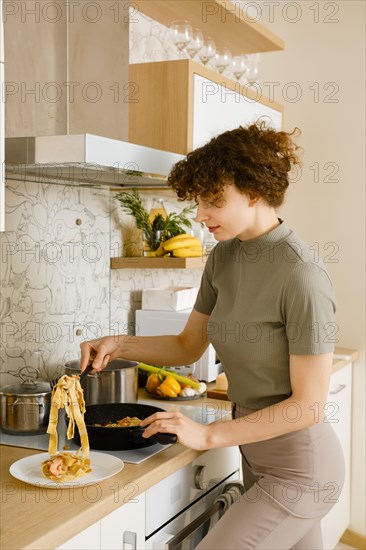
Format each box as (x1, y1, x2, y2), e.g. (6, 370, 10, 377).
(169, 20, 260, 83)
(170, 20, 193, 58)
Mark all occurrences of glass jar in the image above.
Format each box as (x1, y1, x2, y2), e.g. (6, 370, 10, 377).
(142, 230, 165, 257)
(148, 198, 167, 224)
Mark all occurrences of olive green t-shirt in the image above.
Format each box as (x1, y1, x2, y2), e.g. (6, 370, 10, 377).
(194, 220, 336, 409)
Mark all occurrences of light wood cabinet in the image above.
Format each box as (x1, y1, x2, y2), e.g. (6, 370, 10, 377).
(321, 363, 353, 549)
(129, 60, 283, 155)
(4, 1, 129, 140)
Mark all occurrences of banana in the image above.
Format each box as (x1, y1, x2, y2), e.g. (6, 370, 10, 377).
(172, 246, 204, 258)
(161, 233, 193, 250)
(164, 237, 201, 252)
(155, 242, 168, 257)
(167, 233, 194, 242)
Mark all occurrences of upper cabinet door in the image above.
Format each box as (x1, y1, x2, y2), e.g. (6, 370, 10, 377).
(129, 60, 283, 156)
(192, 74, 282, 150)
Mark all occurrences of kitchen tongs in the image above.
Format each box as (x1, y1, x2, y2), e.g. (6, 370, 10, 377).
(50, 363, 94, 389)
(79, 363, 94, 384)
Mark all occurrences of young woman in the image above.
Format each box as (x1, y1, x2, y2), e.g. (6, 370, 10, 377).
(80, 122, 344, 549)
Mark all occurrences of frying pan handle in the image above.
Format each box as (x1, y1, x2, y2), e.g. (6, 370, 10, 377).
(130, 428, 177, 446)
(155, 432, 178, 445)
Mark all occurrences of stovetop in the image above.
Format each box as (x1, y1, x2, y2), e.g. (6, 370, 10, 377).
(0, 399, 230, 464)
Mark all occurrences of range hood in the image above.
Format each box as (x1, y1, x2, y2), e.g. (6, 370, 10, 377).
(5, 134, 185, 188)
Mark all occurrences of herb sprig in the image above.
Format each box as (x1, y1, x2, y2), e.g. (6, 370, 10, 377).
(115, 190, 196, 249)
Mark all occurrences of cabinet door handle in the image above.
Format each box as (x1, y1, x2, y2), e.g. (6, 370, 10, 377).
(123, 530, 137, 550)
(329, 384, 346, 395)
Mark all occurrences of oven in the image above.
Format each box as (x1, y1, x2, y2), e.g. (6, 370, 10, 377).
(145, 446, 241, 550)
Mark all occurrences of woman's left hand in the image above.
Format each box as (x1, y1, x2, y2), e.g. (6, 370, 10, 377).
(140, 411, 212, 451)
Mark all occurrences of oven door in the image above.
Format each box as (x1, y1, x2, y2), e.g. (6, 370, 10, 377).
(145, 476, 240, 550)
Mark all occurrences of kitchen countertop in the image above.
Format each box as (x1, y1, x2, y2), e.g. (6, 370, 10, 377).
(0, 347, 358, 550)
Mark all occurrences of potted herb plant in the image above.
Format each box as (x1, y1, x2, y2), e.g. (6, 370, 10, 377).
(115, 190, 196, 256)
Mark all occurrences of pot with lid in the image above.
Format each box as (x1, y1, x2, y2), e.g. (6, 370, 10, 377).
(64, 359, 138, 405)
(0, 367, 51, 435)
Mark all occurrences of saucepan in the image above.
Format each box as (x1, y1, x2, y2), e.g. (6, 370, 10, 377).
(0, 367, 51, 435)
(64, 359, 138, 405)
(71, 403, 177, 450)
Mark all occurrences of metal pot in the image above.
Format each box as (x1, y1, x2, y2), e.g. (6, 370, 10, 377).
(64, 359, 138, 405)
(0, 378, 51, 435)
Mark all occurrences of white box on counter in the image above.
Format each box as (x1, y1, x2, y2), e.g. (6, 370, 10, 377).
(141, 286, 199, 311)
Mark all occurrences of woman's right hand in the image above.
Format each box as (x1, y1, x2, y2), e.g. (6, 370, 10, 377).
(80, 335, 128, 372)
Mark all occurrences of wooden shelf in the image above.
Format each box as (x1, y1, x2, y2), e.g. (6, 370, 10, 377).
(111, 256, 206, 269)
(135, 0, 284, 54)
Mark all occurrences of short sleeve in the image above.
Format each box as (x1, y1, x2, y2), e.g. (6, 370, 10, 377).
(193, 247, 218, 315)
(282, 262, 337, 355)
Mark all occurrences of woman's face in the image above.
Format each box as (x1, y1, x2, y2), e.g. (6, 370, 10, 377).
(195, 184, 259, 241)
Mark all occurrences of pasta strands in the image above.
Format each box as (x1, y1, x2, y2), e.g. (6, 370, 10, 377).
(47, 374, 89, 457)
(43, 375, 91, 482)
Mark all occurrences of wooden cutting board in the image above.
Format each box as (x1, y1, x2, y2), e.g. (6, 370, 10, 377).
(206, 389, 229, 401)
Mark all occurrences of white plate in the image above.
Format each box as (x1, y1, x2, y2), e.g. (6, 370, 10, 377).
(9, 452, 124, 489)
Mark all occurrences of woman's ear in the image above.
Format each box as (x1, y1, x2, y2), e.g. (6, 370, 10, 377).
(247, 191, 260, 207)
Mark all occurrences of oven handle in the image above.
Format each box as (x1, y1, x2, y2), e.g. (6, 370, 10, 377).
(167, 500, 224, 550)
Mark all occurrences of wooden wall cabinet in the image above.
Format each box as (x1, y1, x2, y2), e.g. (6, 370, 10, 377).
(129, 60, 283, 155)
(4, 0, 129, 141)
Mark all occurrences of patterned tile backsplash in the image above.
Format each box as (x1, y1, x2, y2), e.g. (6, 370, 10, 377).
(129, 9, 181, 64)
(0, 181, 205, 383)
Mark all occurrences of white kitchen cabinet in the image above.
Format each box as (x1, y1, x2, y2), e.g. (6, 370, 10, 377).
(56, 521, 101, 550)
(56, 493, 146, 550)
(321, 363, 353, 549)
(129, 60, 283, 155)
(100, 492, 146, 550)
(192, 74, 282, 150)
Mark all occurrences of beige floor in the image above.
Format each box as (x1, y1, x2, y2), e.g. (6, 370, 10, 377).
(335, 543, 358, 549)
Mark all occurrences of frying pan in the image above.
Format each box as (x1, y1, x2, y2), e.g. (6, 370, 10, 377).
(71, 403, 177, 450)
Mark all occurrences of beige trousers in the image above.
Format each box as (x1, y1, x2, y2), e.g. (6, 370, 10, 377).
(196, 404, 345, 550)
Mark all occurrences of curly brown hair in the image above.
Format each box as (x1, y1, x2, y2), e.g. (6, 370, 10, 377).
(168, 121, 302, 208)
